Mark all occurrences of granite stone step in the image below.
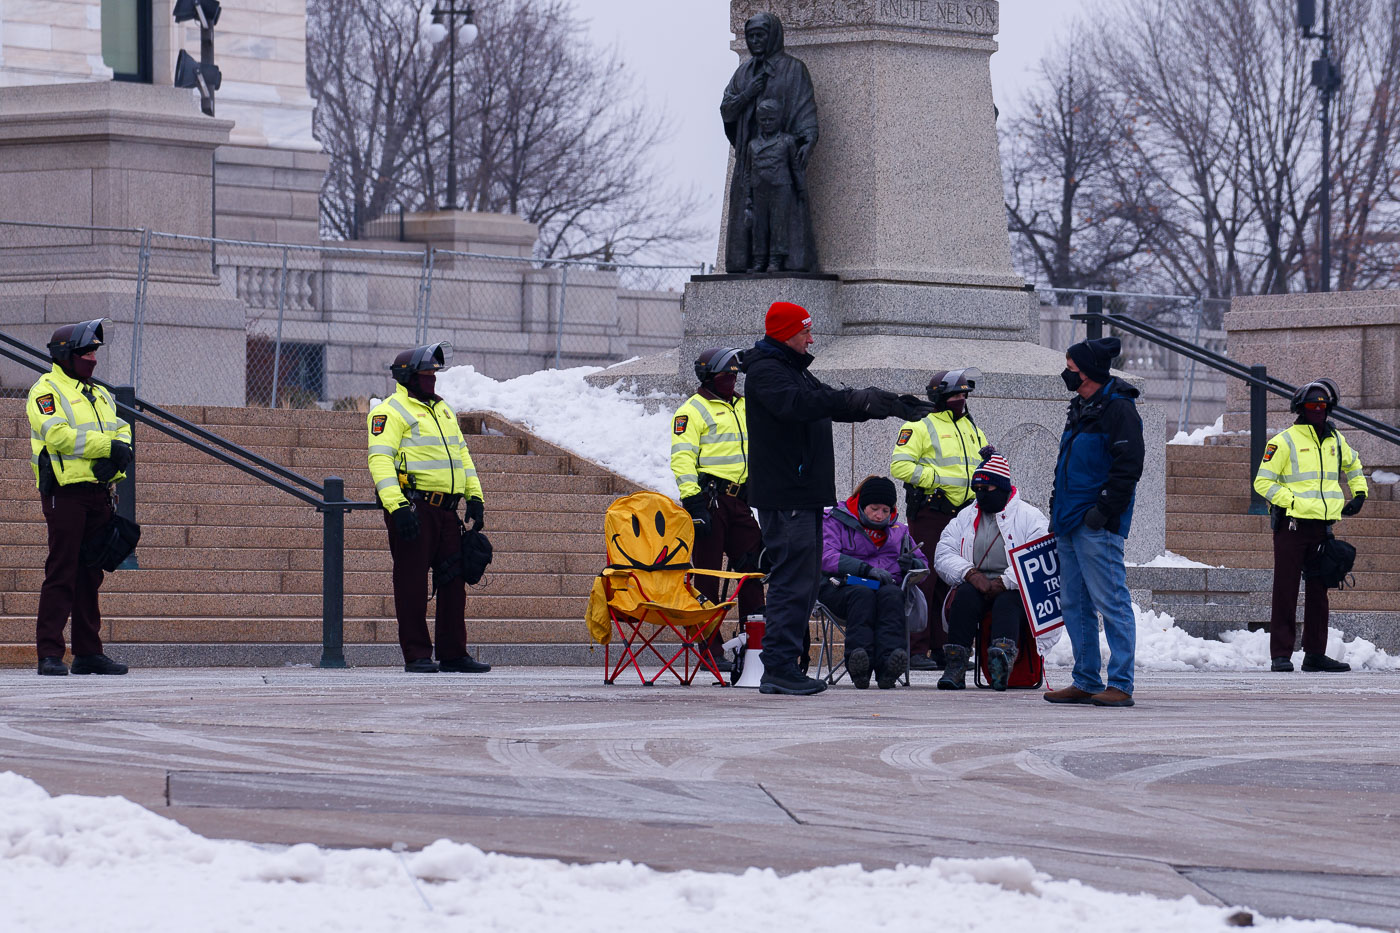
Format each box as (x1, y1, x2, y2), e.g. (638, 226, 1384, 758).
(1167, 512, 1400, 534)
(0, 616, 594, 646)
(0, 590, 590, 620)
(5, 568, 595, 598)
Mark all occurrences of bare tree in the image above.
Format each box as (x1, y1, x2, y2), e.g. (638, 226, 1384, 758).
(1003, 31, 1162, 296)
(308, 0, 705, 262)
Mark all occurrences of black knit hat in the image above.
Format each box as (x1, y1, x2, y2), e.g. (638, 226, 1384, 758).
(857, 476, 897, 511)
(1067, 337, 1121, 384)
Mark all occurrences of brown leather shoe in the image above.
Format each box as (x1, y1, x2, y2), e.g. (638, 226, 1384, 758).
(1043, 685, 1095, 704)
(1091, 687, 1135, 707)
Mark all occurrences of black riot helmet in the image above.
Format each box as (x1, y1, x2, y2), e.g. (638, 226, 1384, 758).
(389, 342, 452, 386)
(1289, 377, 1340, 413)
(926, 367, 980, 404)
(48, 319, 108, 362)
(694, 346, 744, 385)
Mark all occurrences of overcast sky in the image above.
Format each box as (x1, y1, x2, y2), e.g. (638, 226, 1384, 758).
(568, 0, 1094, 262)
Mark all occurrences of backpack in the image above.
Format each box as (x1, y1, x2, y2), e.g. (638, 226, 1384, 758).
(80, 514, 141, 572)
(1304, 527, 1356, 590)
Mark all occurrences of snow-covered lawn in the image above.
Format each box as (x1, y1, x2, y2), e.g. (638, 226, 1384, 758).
(0, 773, 1359, 932)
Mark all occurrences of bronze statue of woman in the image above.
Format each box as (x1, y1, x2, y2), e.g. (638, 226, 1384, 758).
(720, 13, 820, 274)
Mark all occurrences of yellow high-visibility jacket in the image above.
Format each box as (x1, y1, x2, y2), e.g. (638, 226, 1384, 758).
(670, 391, 747, 499)
(367, 385, 483, 512)
(27, 364, 131, 488)
(889, 410, 988, 508)
(1254, 422, 1366, 521)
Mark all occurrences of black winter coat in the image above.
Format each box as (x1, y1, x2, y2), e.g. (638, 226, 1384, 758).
(742, 336, 870, 510)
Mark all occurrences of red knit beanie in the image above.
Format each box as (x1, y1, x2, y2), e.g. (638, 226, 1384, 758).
(766, 301, 812, 341)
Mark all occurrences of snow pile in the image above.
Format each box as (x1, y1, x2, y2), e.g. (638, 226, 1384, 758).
(1042, 604, 1400, 672)
(1168, 415, 1226, 445)
(435, 363, 678, 497)
(1370, 470, 1399, 485)
(0, 773, 1358, 932)
(1128, 551, 1220, 569)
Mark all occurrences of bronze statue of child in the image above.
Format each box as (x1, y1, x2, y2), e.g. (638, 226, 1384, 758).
(744, 98, 807, 274)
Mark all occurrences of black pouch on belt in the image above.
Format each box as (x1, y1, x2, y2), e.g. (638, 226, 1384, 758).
(461, 527, 494, 585)
(81, 513, 141, 572)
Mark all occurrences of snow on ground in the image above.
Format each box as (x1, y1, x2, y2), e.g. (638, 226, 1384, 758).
(1168, 415, 1227, 445)
(435, 363, 679, 497)
(0, 773, 1359, 933)
(1128, 550, 1221, 569)
(1041, 603, 1400, 673)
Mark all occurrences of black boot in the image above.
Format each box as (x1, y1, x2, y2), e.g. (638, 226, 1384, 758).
(1271, 656, 1294, 672)
(759, 664, 827, 695)
(988, 638, 1019, 692)
(1301, 653, 1350, 672)
(404, 658, 440, 673)
(37, 656, 68, 676)
(938, 644, 969, 690)
(70, 654, 128, 675)
(439, 654, 491, 673)
(877, 649, 908, 690)
(846, 648, 871, 689)
(908, 653, 939, 672)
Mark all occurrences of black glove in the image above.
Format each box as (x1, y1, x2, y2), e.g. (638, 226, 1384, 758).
(466, 497, 485, 530)
(849, 387, 899, 419)
(107, 440, 132, 471)
(1341, 493, 1366, 517)
(1084, 506, 1109, 531)
(393, 504, 420, 542)
(893, 394, 936, 421)
(91, 458, 119, 483)
(859, 562, 896, 586)
(898, 551, 916, 574)
(682, 494, 712, 538)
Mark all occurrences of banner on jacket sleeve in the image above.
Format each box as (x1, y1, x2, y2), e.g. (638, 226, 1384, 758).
(1009, 533, 1063, 637)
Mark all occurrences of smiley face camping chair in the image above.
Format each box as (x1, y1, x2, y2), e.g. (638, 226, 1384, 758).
(586, 491, 764, 685)
(815, 565, 930, 687)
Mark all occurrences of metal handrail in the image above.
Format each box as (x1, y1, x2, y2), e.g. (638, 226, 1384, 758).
(1, 328, 378, 667)
(1073, 297, 1400, 513)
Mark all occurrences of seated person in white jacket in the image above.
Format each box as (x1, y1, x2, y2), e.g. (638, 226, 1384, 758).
(934, 454, 1051, 690)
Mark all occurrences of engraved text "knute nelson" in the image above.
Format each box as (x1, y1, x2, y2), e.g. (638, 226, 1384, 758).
(880, 0, 999, 29)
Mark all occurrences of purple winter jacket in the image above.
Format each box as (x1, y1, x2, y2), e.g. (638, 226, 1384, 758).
(820, 502, 927, 583)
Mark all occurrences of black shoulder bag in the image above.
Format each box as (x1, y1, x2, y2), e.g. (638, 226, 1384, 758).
(1303, 435, 1357, 590)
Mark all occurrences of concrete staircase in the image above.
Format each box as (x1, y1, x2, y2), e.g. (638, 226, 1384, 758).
(1131, 438, 1400, 648)
(0, 401, 636, 667)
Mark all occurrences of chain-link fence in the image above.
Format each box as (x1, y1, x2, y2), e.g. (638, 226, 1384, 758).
(0, 219, 698, 409)
(1036, 287, 1233, 435)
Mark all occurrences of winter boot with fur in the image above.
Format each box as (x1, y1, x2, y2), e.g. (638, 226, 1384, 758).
(937, 644, 970, 690)
(987, 637, 1019, 691)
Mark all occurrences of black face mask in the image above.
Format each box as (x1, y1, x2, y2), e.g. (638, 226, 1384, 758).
(975, 487, 1010, 513)
(1061, 368, 1082, 392)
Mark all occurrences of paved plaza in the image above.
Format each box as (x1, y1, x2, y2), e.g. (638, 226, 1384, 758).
(1, 666, 1397, 928)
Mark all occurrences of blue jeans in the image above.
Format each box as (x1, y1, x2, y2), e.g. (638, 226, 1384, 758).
(1058, 523, 1135, 694)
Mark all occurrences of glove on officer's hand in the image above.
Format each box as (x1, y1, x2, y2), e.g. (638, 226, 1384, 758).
(466, 496, 485, 531)
(107, 440, 132, 471)
(682, 495, 712, 538)
(91, 458, 119, 483)
(849, 387, 899, 419)
(966, 569, 993, 594)
(893, 394, 936, 421)
(393, 504, 420, 543)
(1341, 492, 1366, 517)
(1084, 506, 1109, 531)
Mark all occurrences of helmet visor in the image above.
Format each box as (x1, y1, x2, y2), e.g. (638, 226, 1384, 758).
(939, 367, 981, 396)
(70, 319, 108, 354)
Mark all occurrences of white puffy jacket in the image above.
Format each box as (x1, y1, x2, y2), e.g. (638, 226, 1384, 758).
(934, 489, 1061, 655)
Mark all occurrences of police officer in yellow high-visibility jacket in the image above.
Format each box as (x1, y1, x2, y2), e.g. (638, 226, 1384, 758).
(672, 347, 764, 667)
(889, 368, 989, 671)
(367, 342, 490, 674)
(1253, 378, 1366, 673)
(28, 320, 132, 677)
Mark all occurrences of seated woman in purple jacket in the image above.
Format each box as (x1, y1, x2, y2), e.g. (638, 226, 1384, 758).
(819, 476, 927, 689)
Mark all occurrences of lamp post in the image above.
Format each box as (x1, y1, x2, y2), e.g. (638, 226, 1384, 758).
(426, 2, 478, 212)
(1298, 0, 1342, 292)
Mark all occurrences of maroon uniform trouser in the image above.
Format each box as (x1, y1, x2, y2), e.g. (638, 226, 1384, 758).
(37, 483, 112, 660)
(1270, 518, 1332, 659)
(384, 502, 467, 663)
(907, 508, 955, 658)
(690, 491, 765, 650)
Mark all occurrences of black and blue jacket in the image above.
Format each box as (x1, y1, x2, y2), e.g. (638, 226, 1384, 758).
(1051, 377, 1145, 537)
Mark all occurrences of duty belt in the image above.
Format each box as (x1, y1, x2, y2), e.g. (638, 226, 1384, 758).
(700, 474, 746, 498)
(410, 490, 462, 510)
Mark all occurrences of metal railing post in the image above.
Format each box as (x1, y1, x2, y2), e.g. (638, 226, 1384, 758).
(413, 247, 435, 344)
(555, 265, 569, 369)
(1085, 294, 1104, 341)
(1178, 296, 1205, 434)
(1249, 365, 1269, 515)
(320, 475, 347, 668)
(270, 246, 289, 409)
(113, 384, 138, 570)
